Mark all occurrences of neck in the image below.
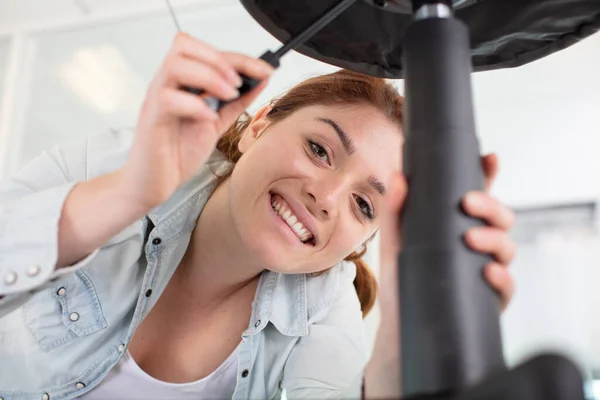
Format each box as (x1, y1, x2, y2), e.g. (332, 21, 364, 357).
(176, 178, 264, 304)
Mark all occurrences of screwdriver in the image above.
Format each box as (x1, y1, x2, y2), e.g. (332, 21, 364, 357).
(164, 0, 358, 112)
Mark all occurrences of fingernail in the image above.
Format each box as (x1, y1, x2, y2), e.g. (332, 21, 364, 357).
(258, 61, 275, 75)
(229, 89, 240, 100)
(465, 192, 482, 209)
(227, 69, 243, 88)
(223, 83, 240, 100)
(489, 264, 504, 279)
(467, 228, 481, 242)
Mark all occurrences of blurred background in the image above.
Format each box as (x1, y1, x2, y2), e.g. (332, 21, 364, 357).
(0, 0, 599, 398)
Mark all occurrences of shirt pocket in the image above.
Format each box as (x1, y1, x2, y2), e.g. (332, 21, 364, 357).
(22, 269, 108, 352)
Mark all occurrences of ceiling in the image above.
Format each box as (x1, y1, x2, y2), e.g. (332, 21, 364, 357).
(0, 0, 231, 33)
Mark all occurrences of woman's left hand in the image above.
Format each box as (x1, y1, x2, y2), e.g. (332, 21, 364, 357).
(379, 152, 516, 312)
(366, 153, 516, 399)
(462, 153, 516, 311)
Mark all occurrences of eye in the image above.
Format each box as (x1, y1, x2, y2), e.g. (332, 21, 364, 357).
(354, 195, 374, 220)
(309, 141, 330, 163)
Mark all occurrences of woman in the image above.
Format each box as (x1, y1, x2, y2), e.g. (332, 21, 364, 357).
(0, 33, 515, 399)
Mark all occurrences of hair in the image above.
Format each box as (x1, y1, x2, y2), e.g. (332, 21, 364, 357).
(216, 69, 404, 318)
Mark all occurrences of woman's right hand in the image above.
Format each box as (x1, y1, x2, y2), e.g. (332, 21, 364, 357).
(119, 33, 274, 209)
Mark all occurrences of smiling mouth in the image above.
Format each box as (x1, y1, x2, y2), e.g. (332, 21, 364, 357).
(270, 193, 316, 246)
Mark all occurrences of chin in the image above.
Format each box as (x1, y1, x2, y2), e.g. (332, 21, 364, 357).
(238, 230, 288, 269)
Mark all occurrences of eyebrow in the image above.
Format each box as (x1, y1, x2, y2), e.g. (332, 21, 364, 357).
(315, 117, 355, 155)
(368, 175, 386, 195)
(315, 116, 386, 196)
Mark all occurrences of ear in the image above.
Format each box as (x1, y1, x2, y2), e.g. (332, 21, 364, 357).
(238, 104, 272, 154)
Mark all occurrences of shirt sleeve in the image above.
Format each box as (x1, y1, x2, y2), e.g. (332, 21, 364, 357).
(282, 281, 369, 400)
(0, 129, 133, 315)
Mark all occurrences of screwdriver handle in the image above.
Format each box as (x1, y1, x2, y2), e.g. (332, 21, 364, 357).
(181, 50, 280, 112)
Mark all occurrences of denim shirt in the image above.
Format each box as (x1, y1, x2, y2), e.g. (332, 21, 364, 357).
(0, 129, 367, 400)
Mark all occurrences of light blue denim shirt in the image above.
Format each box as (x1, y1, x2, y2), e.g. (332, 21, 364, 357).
(0, 128, 367, 400)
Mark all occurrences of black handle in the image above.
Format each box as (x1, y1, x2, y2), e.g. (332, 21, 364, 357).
(180, 50, 280, 112)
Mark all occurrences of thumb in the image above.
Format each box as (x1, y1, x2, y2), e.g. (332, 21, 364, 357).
(379, 173, 408, 270)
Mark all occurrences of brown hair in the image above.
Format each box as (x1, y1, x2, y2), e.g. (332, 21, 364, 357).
(216, 69, 404, 317)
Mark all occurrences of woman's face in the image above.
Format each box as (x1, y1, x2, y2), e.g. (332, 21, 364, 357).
(229, 103, 402, 274)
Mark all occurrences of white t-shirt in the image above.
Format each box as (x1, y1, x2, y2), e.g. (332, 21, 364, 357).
(80, 346, 239, 399)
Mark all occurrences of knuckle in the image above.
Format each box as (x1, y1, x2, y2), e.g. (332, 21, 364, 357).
(222, 51, 240, 61)
(162, 57, 179, 79)
(491, 200, 505, 222)
(509, 239, 518, 259)
(173, 32, 187, 47)
(506, 208, 516, 229)
(500, 235, 511, 253)
(501, 236, 516, 262)
(170, 36, 183, 56)
(158, 90, 176, 111)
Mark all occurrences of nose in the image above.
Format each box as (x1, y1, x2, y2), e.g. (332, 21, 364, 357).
(303, 178, 346, 220)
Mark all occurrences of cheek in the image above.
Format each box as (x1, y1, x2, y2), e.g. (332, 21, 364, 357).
(254, 134, 310, 173)
(327, 219, 369, 261)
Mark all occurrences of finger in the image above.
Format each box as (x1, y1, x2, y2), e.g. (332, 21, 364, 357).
(379, 173, 408, 268)
(463, 191, 515, 231)
(222, 52, 275, 82)
(171, 33, 242, 88)
(163, 57, 240, 102)
(481, 153, 499, 192)
(158, 89, 218, 121)
(484, 262, 515, 312)
(218, 79, 270, 125)
(465, 226, 517, 265)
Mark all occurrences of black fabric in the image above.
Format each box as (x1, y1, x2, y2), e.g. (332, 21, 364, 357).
(240, 0, 600, 78)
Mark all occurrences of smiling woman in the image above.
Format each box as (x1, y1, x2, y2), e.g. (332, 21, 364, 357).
(215, 69, 404, 315)
(0, 33, 404, 397)
(0, 34, 516, 400)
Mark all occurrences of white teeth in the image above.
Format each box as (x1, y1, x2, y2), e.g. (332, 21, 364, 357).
(271, 195, 314, 243)
(292, 222, 305, 239)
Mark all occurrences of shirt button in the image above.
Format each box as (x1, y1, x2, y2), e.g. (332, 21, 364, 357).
(56, 287, 66, 296)
(26, 265, 41, 277)
(4, 271, 17, 285)
(152, 238, 162, 245)
(145, 289, 152, 297)
(254, 320, 261, 328)
(241, 369, 249, 378)
(76, 382, 86, 389)
(69, 312, 80, 322)
(42, 393, 50, 400)
(118, 343, 125, 353)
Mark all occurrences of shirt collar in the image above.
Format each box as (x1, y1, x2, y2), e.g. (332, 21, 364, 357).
(245, 271, 309, 337)
(145, 151, 311, 336)
(146, 152, 231, 244)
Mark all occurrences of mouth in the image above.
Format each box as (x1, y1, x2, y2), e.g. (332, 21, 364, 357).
(270, 193, 316, 246)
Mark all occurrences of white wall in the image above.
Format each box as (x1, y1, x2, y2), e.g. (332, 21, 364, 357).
(0, 2, 338, 175)
(501, 230, 600, 373)
(472, 33, 600, 208)
(0, 38, 9, 97)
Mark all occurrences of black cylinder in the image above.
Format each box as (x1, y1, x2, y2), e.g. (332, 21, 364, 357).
(399, 15, 506, 397)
